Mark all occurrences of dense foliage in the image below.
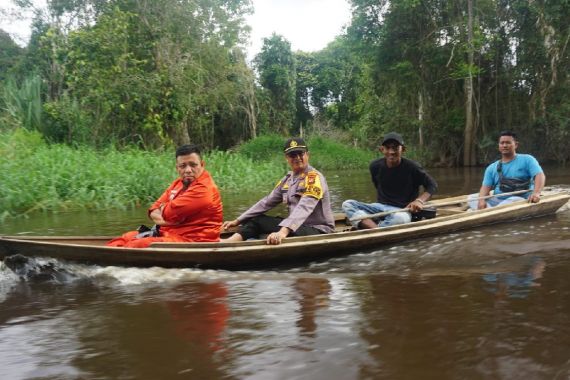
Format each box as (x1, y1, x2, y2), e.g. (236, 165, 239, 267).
(1, 0, 569, 166)
(2, 0, 255, 149)
(343, 0, 570, 166)
(0, 130, 374, 218)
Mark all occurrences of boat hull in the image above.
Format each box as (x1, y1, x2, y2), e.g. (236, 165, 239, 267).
(1, 193, 569, 269)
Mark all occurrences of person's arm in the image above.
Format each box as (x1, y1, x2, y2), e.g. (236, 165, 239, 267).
(477, 185, 493, 209)
(147, 182, 176, 226)
(529, 172, 545, 203)
(232, 176, 288, 225)
(223, 177, 288, 232)
(161, 184, 213, 224)
(477, 163, 498, 209)
(407, 163, 437, 212)
(222, 219, 240, 231)
(526, 155, 545, 203)
(369, 159, 380, 189)
(407, 191, 432, 213)
(150, 206, 168, 226)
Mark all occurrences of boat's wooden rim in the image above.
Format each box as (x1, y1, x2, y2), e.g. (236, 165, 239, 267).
(1, 191, 568, 254)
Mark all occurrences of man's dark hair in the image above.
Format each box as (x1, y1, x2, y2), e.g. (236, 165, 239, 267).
(175, 144, 201, 158)
(499, 130, 518, 141)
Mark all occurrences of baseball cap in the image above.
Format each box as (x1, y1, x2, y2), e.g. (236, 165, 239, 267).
(381, 132, 404, 146)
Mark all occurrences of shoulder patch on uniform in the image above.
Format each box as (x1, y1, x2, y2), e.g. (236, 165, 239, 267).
(303, 171, 324, 200)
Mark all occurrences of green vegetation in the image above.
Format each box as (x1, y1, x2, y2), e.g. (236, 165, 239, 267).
(0, 130, 172, 220)
(0, 130, 375, 220)
(1, 0, 568, 167)
(235, 134, 376, 169)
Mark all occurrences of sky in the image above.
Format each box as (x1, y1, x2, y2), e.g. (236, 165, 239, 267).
(1, 0, 352, 58)
(245, 0, 352, 58)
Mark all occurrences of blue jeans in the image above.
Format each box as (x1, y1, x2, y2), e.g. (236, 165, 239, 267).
(342, 199, 411, 228)
(467, 193, 526, 210)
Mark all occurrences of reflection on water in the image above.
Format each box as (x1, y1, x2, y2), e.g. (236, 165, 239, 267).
(481, 256, 545, 299)
(294, 277, 331, 338)
(165, 282, 230, 351)
(1, 166, 570, 379)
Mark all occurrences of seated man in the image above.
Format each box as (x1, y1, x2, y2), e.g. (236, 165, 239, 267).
(468, 130, 545, 210)
(342, 132, 438, 229)
(107, 144, 222, 248)
(222, 137, 335, 245)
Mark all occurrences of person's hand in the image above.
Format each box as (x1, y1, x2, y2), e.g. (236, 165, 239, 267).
(266, 229, 289, 245)
(528, 193, 541, 203)
(222, 219, 239, 231)
(407, 199, 424, 213)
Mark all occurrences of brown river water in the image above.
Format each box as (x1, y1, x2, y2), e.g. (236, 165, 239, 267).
(1, 166, 570, 379)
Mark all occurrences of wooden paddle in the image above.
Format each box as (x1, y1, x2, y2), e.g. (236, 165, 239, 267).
(348, 189, 533, 222)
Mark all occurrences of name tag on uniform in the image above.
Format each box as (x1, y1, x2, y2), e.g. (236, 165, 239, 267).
(281, 183, 289, 204)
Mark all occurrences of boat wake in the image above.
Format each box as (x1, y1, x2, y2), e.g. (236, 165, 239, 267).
(2, 254, 80, 284)
(0, 254, 246, 290)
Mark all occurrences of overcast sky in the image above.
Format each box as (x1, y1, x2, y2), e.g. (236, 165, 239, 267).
(245, 0, 352, 59)
(1, 0, 352, 57)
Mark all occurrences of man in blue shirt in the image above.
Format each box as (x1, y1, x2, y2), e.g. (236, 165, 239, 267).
(469, 130, 545, 210)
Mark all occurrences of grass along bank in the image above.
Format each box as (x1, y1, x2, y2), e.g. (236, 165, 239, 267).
(237, 134, 376, 170)
(0, 131, 375, 219)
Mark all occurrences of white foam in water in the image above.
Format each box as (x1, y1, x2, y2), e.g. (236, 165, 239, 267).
(0, 256, 239, 288)
(45, 261, 313, 286)
(89, 266, 214, 286)
(0, 261, 21, 302)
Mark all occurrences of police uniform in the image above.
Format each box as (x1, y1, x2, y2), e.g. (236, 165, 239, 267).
(236, 139, 335, 240)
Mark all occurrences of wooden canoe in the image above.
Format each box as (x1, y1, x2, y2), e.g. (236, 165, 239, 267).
(1, 191, 569, 270)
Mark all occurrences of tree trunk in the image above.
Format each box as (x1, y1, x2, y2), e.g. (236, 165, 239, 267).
(534, 5, 569, 121)
(174, 120, 191, 146)
(463, 0, 476, 166)
(418, 91, 424, 148)
(246, 80, 257, 139)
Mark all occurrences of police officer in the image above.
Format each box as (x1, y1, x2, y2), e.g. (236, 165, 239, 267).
(222, 137, 335, 245)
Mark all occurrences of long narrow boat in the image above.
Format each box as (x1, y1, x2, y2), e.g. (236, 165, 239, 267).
(1, 190, 569, 270)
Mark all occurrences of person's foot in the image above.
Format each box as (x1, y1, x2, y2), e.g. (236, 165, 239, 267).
(358, 219, 377, 229)
(221, 233, 244, 242)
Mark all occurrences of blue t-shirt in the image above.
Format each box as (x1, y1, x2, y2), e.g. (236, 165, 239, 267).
(482, 154, 543, 197)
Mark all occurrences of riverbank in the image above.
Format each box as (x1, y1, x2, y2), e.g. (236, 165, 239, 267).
(0, 130, 375, 219)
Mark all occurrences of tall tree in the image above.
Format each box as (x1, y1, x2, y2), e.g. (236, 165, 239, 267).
(463, 0, 476, 166)
(0, 29, 24, 82)
(255, 33, 296, 135)
(8, 0, 256, 148)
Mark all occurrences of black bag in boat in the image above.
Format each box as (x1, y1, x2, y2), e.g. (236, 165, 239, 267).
(135, 224, 160, 238)
(411, 208, 437, 222)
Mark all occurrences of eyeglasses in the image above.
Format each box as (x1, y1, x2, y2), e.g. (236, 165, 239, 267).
(286, 151, 305, 158)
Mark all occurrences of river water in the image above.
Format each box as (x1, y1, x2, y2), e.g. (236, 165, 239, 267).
(1, 166, 570, 379)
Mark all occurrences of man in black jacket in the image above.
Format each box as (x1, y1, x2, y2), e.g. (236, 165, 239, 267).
(342, 132, 438, 229)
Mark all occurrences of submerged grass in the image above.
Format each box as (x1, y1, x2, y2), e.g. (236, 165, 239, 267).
(0, 130, 373, 219)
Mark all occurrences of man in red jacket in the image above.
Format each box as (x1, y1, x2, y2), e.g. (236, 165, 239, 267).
(107, 144, 223, 248)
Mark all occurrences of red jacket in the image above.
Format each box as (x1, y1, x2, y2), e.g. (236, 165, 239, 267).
(149, 170, 222, 242)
